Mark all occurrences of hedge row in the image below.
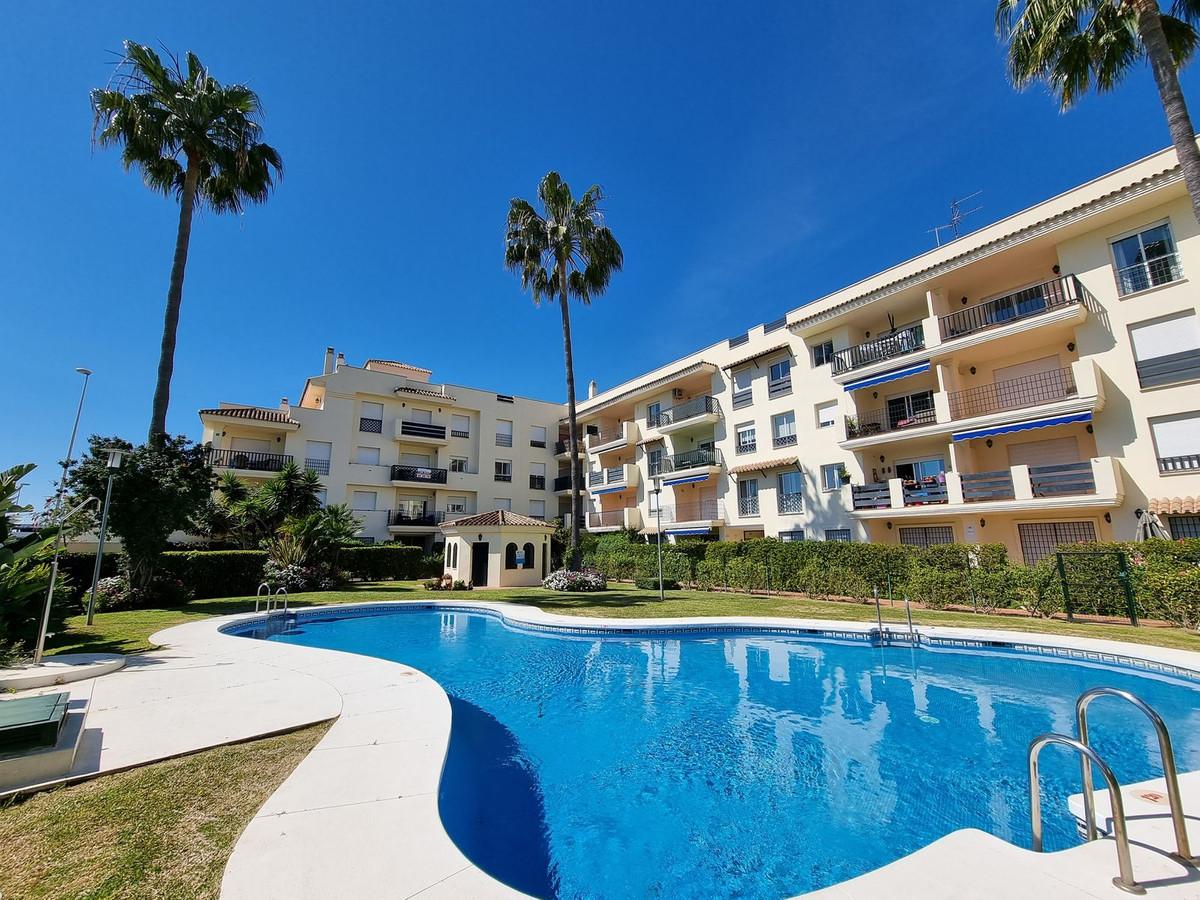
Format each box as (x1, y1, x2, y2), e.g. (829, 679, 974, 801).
(158, 550, 269, 599)
(339, 545, 435, 582)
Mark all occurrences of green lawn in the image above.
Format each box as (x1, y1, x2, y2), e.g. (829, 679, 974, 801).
(0, 722, 329, 900)
(47, 580, 1200, 656)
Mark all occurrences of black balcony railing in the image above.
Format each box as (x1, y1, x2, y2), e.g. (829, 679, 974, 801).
(450, 428, 470, 439)
(1159, 453, 1200, 473)
(732, 388, 753, 410)
(529, 474, 546, 490)
(939, 275, 1082, 341)
(647, 395, 719, 429)
(496, 433, 513, 447)
(553, 474, 573, 491)
(554, 439, 573, 455)
(494, 471, 513, 482)
(388, 509, 449, 527)
(304, 457, 331, 475)
(948, 367, 1077, 420)
(588, 509, 628, 528)
(832, 323, 924, 375)
(206, 447, 293, 472)
(738, 496, 760, 517)
(359, 417, 383, 433)
(961, 470, 1015, 502)
(773, 433, 798, 449)
(777, 492, 803, 514)
(389, 464, 448, 484)
(845, 403, 935, 439)
(767, 377, 792, 398)
(662, 447, 723, 472)
(530, 439, 547, 449)
(851, 482, 892, 510)
(657, 500, 723, 523)
(1029, 461, 1095, 497)
(400, 420, 447, 440)
(1116, 253, 1182, 296)
(736, 438, 757, 454)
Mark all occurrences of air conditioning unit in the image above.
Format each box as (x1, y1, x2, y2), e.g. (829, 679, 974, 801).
(672, 389, 685, 400)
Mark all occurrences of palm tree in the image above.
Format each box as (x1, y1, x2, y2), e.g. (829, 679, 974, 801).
(91, 41, 283, 440)
(505, 173, 623, 569)
(997, 1, 1200, 221)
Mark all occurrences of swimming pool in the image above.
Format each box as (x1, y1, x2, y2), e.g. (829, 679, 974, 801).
(235, 606, 1200, 899)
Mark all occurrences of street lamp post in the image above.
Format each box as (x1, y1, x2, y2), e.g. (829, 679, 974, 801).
(652, 485, 664, 602)
(86, 446, 126, 625)
(34, 367, 92, 666)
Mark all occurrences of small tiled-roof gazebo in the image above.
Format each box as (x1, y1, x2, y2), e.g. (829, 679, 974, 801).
(439, 510, 555, 588)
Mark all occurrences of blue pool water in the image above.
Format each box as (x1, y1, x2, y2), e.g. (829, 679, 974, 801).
(243, 608, 1200, 899)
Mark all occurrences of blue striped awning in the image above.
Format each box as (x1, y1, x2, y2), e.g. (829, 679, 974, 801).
(843, 360, 932, 392)
(592, 485, 628, 495)
(952, 411, 1092, 443)
(663, 473, 711, 487)
(666, 527, 712, 536)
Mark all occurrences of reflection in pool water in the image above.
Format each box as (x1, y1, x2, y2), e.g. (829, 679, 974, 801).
(251, 609, 1200, 899)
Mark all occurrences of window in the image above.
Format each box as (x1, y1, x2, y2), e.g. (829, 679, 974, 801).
(359, 401, 384, 434)
(355, 446, 380, 466)
(495, 460, 512, 482)
(530, 461, 547, 489)
(447, 496, 468, 514)
(304, 440, 332, 475)
(732, 369, 753, 409)
(530, 425, 547, 448)
(505, 542, 519, 569)
(1168, 515, 1200, 538)
(450, 456, 468, 473)
(820, 463, 843, 492)
(768, 357, 792, 397)
(885, 391, 935, 429)
(1017, 521, 1097, 563)
(647, 446, 664, 476)
(825, 529, 851, 542)
(816, 401, 838, 429)
(522, 542, 536, 569)
(495, 497, 512, 511)
(778, 470, 803, 514)
(409, 408, 432, 424)
(646, 401, 662, 428)
(899, 525, 954, 548)
(1112, 222, 1181, 295)
(1130, 312, 1200, 388)
(351, 490, 377, 511)
(738, 478, 760, 516)
(896, 457, 945, 484)
(812, 339, 835, 367)
(1151, 413, 1200, 472)
(450, 414, 470, 438)
(772, 411, 797, 447)
(778, 529, 805, 542)
(735, 422, 757, 454)
(496, 419, 513, 446)
(529, 499, 546, 520)
(315, 489, 328, 508)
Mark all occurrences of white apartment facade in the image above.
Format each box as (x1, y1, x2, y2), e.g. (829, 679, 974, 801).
(198, 352, 567, 548)
(200, 146, 1200, 565)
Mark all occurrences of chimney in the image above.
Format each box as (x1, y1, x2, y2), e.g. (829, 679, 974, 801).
(323, 347, 335, 375)
(279, 397, 291, 415)
(587, 379, 598, 399)
(335, 352, 346, 370)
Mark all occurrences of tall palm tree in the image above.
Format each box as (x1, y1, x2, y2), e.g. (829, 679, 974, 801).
(92, 41, 283, 440)
(506, 172, 623, 570)
(997, 1, 1200, 221)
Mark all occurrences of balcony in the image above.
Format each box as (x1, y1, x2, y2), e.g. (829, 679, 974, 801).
(1160, 453, 1200, 473)
(939, 276, 1083, 342)
(777, 492, 803, 514)
(738, 496, 760, 517)
(206, 447, 293, 473)
(390, 464, 448, 486)
(647, 500, 726, 530)
(773, 433, 798, 449)
(1116, 253, 1182, 296)
(948, 367, 1077, 420)
(832, 323, 924, 375)
(587, 507, 643, 533)
(359, 417, 383, 434)
(388, 509, 450, 529)
(845, 404, 935, 440)
(394, 419, 449, 445)
(735, 437, 757, 455)
(658, 448, 724, 484)
(587, 463, 639, 493)
(554, 438, 585, 458)
(647, 396, 720, 435)
(304, 457, 331, 475)
(586, 420, 639, 454)
(553, 473, 574, 493)
(851, 457, 1123, 518)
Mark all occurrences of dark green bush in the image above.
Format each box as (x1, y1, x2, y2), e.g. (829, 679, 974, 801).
(158, 550, 268, 600)
(906, 565, 971, 610)
(1143, 566, 1200, 628)
(634, 576, 680, 591)
(339, 544, 426, 582)
(55, 551, 121, 602)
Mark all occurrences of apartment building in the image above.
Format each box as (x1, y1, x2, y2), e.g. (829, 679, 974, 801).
(198, 350, 567, 548)
(575, 146, 1200, 563)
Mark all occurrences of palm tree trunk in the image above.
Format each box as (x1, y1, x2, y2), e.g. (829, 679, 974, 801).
(1132, 0, 1200, 222)
(558, 265, 582, 570)
(149, 160, 200, 440)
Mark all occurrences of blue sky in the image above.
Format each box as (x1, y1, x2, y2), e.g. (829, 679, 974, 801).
(5, 1, 1199, 506)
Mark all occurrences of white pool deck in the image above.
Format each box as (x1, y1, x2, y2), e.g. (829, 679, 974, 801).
(4, 600, 1200, 898)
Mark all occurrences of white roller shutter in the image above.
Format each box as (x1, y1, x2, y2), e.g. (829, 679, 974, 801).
(1152, 415, 1200, 458)
(1007, 436, 1080, 468)
(401, 452, 432, 467)
(1130, 314, 1200, 361)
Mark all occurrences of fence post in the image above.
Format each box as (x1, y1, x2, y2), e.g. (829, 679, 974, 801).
(965, 546, 978, 614)
(1056, 552, 1075, 622)
(1117, 551, 1139, 627)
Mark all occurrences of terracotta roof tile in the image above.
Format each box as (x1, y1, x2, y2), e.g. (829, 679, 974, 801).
(441, 510, 556, 529)
(1150, 496, 1199, 515)
(199, 407, 299, 425)
(728, 455, 799, 475)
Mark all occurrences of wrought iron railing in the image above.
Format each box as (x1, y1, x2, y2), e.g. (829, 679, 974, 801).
(845, 403, 935, 439)
(389, 464, 448, 484)
(1029, 461, 1095, 497)
(388, 509, 449, 527)
(530, 439, 547, 448)
(948, 367, 1077, 420)
(553, 474, 573, 491)
(359, 417, 383, 434)
(832, 323, 924, 375)
(450, 428, 470, 439)
(656, 500, 724, 523)
(851, 482, 892, 510)
(939, 275, 1082, 341)
(647, 395, 719, 429)
(738, 496, 760, 516)
(206, 447, 293, 472)
(1159, 453, 1200, 473)
(1116, 252, 1182, 296)
(494, 470, 513, 482)
(400, 420, 446, 440)
(773, 432, 798, 449)
(777, 492, 803, 514)
(961, 470, 1015, 502)
(529, 474, 546, 490)
(736, 438, 757, 454)
(304, 457, 331, 475)
(662, 447, 723, 472)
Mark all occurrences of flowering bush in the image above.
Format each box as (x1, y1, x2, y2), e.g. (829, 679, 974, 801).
(542, 569, 606, 592)
(93, 574, 193, 610)
(423, 575, 473, 591)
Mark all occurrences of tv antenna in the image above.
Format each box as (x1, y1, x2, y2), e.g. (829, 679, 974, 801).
(927, 191, 982, 247)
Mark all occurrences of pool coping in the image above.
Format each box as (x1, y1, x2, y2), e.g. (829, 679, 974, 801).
(148, 600, 1200, 899)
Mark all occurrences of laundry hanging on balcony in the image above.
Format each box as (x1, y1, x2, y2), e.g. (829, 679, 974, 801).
(843, 360, 931, 392)
(951, 411, 1092, 443)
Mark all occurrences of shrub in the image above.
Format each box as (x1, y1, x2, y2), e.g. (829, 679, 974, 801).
(1143, 566, 1200, 628)
(339, 544, 425, 581)
(93, 573, 193, 610)
(830, 568, 872, 602)
(157, 550, 268, 599)
(970, 568, 1021, 613)
(634, 576, 680, 591)
(55, 551, 121, 602)
(543, 570, 606, 592)
(1013, 559, 1064, 618)
(906, 564, 971, 610)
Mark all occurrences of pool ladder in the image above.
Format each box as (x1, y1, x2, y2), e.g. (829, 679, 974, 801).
(1027, 687, 1197, 894)
(255, 582, 289, 614)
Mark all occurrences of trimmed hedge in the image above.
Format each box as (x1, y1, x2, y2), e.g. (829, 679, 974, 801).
(158, 550, 268, 600)
(339, 544, 427, 581)
(56, 551, 121, 603)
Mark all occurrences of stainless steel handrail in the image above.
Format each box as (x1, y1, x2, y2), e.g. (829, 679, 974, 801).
(256, 582, 270, 613)
(1028, 733, 1144, 895)
(1076, 687, 1196, 864)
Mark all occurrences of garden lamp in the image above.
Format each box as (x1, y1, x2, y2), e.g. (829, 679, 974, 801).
(86, 446, 127, 625)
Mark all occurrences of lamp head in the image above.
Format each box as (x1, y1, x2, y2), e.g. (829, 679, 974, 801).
(75, 367, 92, 376)
(101, 446, 127, 470)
